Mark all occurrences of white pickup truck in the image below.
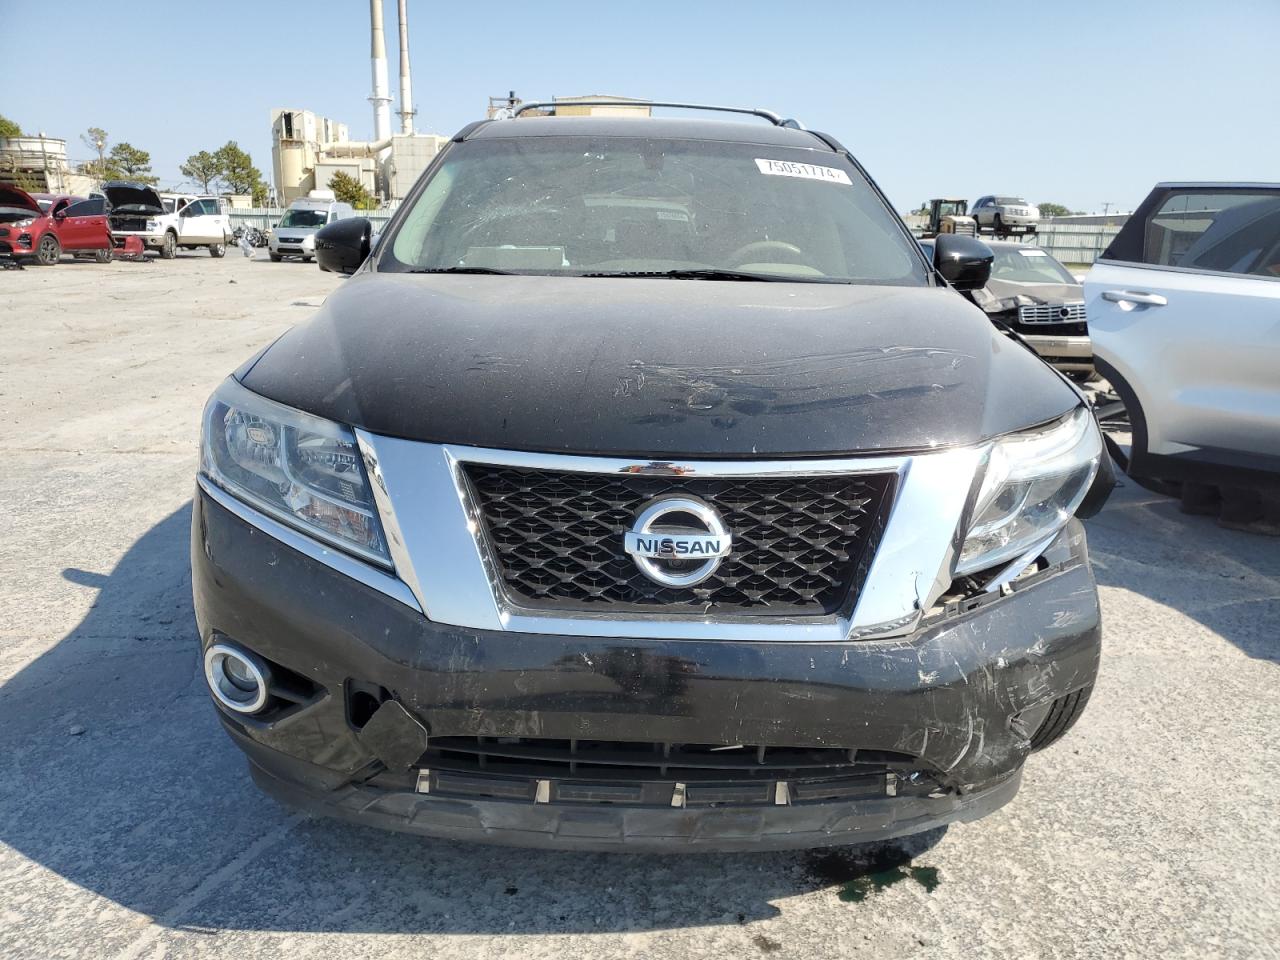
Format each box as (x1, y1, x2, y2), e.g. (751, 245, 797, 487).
(103, 182, 232, 259)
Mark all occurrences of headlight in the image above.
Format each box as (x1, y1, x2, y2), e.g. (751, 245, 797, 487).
(11, 218, 34, 228)
(302, 235, 315, 248)
(146, 219, 159, 231)
(956, 408, 1102, 576)
(200, 378, 390, 566)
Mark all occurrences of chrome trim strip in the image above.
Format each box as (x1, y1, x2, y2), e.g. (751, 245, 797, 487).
(197, 474, 423, 613)
(1094, 258, 1280, 284)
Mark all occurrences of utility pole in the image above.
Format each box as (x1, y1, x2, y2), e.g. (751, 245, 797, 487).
(1101, 201, 1113, 217)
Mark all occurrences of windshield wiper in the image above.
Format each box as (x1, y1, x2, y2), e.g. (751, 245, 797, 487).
(582, 268, 824, 283)
(406, 266, 520, 275)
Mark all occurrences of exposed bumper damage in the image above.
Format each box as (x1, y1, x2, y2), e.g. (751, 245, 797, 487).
(192, 488, 1101, 851)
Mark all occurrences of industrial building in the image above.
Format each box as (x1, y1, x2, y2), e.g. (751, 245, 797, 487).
(270, 0, 447, 205)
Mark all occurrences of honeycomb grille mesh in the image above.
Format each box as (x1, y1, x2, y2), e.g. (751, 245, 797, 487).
(463, 465, 895, 615)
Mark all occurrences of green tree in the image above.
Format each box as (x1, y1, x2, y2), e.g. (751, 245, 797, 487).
(108, 142, 158, 184)
(251, 182, 269, 207)
(0, 114, 21, 139)
(78, 126, 114, 180)
(213, 141, 265, 197)
(1037, 202, 1074, 218)
(327, 171, 377, 210)
(180, 150, 222, 192)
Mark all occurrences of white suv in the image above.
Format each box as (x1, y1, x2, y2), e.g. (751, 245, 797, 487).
(1084, 182, 1280, 493)
(159, 193, 233, 258)
(972, 196, 1040, 238)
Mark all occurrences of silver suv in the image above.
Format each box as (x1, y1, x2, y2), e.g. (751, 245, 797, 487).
(972, 195, 1041, 238)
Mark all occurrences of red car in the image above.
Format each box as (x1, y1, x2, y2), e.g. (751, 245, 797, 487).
(0, 187, 114, 265)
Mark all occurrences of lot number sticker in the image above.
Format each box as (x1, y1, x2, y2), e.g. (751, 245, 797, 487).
(755, 158, 852, 185)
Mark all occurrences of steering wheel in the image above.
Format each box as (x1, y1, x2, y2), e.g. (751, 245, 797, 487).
(725, 240, 810, 267)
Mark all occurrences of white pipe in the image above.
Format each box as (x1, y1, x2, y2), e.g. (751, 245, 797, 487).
(397, 0, 414, 135)
(368, 0, 392, 147)
(321, 137, 394, 158)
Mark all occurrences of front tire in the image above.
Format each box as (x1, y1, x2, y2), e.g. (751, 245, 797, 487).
(159, 232, 177, 259)
(993, 214, 1004, 239)
(35, 233, 61, 266)
(269, 252, 282, 262)
(209, 243, 226, 258)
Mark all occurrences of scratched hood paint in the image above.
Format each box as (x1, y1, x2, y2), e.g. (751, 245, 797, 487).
(240, 273, 1080, 457)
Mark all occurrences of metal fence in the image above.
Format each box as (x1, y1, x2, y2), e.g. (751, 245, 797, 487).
(228, 208, 397, 232)
(1031, 223, 1123, 266)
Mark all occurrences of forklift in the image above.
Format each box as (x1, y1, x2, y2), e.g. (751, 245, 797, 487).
(920, 198, 977, 239)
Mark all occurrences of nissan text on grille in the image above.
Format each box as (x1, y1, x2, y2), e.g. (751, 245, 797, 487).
(192, 103, 1114, 851)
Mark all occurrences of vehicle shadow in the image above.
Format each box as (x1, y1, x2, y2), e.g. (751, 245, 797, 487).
(0, 504, 944, 937)
(1085, 480, 1280, 663)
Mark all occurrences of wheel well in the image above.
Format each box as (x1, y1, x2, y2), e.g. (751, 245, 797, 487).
(1093, 356, 1150, 470)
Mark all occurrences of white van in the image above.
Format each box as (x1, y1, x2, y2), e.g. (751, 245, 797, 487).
(268, 193, 356, 262)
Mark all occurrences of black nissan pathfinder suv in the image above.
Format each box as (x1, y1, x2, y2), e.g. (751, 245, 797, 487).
(193, 102, 1111, 851)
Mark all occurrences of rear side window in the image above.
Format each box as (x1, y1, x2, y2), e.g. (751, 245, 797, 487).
(1125, 189, 1280, 277)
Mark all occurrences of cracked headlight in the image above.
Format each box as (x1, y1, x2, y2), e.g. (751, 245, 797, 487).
(956, 407, 1102, 576)
(200, 378, 389, 566)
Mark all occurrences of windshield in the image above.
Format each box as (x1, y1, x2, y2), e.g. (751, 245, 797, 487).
(381, 136, 928, 284)
(279, 209, 329, 228)
(990, 247, 1076, 284)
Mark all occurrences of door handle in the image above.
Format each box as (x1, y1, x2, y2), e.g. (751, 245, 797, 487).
(1102, 290, 1167, 307)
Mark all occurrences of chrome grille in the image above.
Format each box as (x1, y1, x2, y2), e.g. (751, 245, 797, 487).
(1018, 301, 1086, 324)
(463, 465, 896, 616)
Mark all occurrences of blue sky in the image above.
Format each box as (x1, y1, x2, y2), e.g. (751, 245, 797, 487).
(8, 0, 1278, 212)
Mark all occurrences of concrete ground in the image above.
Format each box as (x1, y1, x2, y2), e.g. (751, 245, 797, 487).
(1, 251, 1277, 959)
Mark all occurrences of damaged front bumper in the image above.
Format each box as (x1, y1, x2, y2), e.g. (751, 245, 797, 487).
(192, 488, 1101, 851)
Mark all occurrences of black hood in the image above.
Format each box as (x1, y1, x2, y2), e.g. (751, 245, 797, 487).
(240, 274, 1079, 458)
(102, 181, 164, 214)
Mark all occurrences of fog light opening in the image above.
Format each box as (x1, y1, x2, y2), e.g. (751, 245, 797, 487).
(204, 643, 270, 714)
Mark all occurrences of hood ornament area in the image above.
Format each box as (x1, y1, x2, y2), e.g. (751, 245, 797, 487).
(623, 497, 733, 587)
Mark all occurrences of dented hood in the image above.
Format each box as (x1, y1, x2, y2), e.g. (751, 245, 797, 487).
(239, 274, 1080, 457)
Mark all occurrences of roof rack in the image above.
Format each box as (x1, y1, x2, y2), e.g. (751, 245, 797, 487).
(506, 100, 806, 130)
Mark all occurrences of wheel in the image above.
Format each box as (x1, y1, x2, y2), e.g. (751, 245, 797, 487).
(269, 253, 282, 262)
(35, 233, 61, 266)
(1029, 684, 1093, 751)
(302, 255, 313, 263)
(209, 243, 226, 258)
(992, 214, 1004, 239)
(159, 231, 177, 259)
(93, 248, 113, 264)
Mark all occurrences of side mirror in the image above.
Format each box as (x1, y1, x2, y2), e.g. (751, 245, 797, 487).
(315, 217, 372, 274)
(933, 234, 993, 291)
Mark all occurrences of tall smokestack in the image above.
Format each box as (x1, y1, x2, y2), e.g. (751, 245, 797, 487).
(368, 0, 392, 147)
(397, 0, 415, 135)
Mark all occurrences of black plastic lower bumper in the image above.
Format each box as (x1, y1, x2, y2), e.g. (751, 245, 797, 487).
(191, 487, 1101, 850)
